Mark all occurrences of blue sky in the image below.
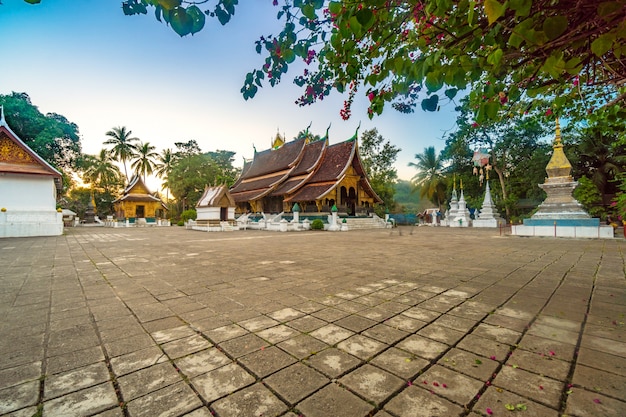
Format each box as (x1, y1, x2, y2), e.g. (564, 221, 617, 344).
(1, 0, 460, 184)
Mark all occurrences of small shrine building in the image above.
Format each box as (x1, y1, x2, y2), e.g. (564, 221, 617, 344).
(229, 131, 382, 214)
(113, 175, 167, 222)
(0, 107, 63, 237)
(196, 185, 236, 225)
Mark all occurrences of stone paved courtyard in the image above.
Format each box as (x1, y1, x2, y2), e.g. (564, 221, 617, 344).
(0, 226, 624, 417)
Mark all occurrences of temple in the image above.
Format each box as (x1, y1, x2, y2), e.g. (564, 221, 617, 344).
(230, 130, 382, 215)
(0, 107, 63, 237)
(113, 175, 167, 224)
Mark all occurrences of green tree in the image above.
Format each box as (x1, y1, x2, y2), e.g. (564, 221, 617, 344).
(109, 0, 626, 124)
(0, 92, 81, 182)
(104, 126, 139, 182)
(155, 148, 175, 203)
(359, 128, 400, 212)
(205, 150, 239, 186)
(131, 141, 158, 183)
(409, 146, 447, 210)
(168, 153, 222, 211)
(79, 149, 124, 195)
(394, 179, 425, 213)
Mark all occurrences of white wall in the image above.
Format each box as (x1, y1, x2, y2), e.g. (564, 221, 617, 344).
(0, 174, 56, 210)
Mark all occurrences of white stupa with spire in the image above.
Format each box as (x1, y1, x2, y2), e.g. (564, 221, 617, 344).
(450, 179, 471, 227)
(473, 179, 503, 228)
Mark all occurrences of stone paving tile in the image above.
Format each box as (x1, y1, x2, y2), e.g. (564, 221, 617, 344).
(576, 346, 626, 376)
(384, 314, 428, 332)
(417, 323, 466, 345)
(384, 385, 465, 417)
(257, 324, 299, 344)
(104, 333, 156, 358)
(264, 363, 329, 405)
(401, 306, 441, 322)
(0, 381, 39, 415)
(0, 361, 41, 390)
(362, 323, 408, 344)
(311, 307, 350, 322)
(333, 315, 378, 333)
(286, 315, 326, 332)
(564, 387, 626, 417)
(109, 346, 168, 377)
(305, 348, 361, 378)
(44, 361, 110, 400)
(506, 348, 571, 380)
(267, 307, 305, 322)
(581, 334, 626, 358)
(125, 381, 202, 417)
(218, 333, 268, 358)
(339, 364, 405, 405)
(174, 348, 231, 378)
(457, 333, 513, 362)
(572, 364, 626, 399)
(309, 323, 355, 345)
(438, 348, 500, 381)
(238, 346, 297, 378)
(277, 334, 328, 359)
(117, 362, 182, 401)
(296, 383, 374, 417)
(151, 325, 197, 344)
(203, 323, 247, 343)
(517, 334, 577, 361)
(417, 364, 484, 406)
(337, 334, 387, 360)
(161, 334, 212, 359)
(396, 334, 449, 360)
(191, 363, 255, 403)
(475, 386, 560, 417)
(370, 347, 429, 380)
(212, 383, 288, 417)
(238, 316, 280, 332)
(46, 345, 106, 375)
(493, 365, 564, 409)
(43, 382, 118, 417)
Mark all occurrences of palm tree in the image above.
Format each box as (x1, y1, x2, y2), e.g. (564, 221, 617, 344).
(155, 148, 174, 203)
(80, 149, 123, 194)
(131, 141, 158, 183)
(409, 146, 447, 210)
(104, 126, 139, 182)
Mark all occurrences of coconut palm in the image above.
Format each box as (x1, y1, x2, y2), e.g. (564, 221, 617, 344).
(131, 141, 158, 183)
(104, 126, 139, 182)
(80, 149, 123, 194)
(155, 148, 175, 203)
(409, 146, 447, 210)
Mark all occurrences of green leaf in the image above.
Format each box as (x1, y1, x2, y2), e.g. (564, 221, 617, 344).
(484, 101, 499, 119)
(421, 94, 439, 112)
(169, 7, 192, 36)
(509, 0, 531, 17)
(283, 49, 296, 63)
(349, 16, 362, 37)
(301, 4, 317, 20)
(487, 48, 503, 67)
(158, 0, 181, 10)
(425, 72, 443, 92)
(186, 6, 205, 35)
(543, 16, 568, 40)
(328, 1, 342, 15)
(505, 404, 515, 411)
(509, 18, 534, 48)
(591, 34, 614, 57)
(484, 0, 506, 25)
(445, 88, 458, 100)
(356, 8, 374, 27)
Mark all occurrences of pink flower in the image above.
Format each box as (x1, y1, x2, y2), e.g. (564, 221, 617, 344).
(593, 398, 602, 404)
(407, 381, 412, 386)
(442, 383, 448, 388)
(486, 408, 493, 415)
(433, 382, 439, 387)
(539, 385, 544, 390)
(549, 350, 556, 356)
(490, 356, 496, 360)
(546, 109, 553, 116)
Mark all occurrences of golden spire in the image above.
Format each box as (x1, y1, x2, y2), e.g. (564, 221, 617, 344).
(545, 117, 572, 179)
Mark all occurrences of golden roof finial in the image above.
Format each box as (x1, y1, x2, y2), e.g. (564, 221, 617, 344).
(545, 117, 572, 179)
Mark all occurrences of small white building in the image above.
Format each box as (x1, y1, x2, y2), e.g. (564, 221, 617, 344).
(196, 185, 236, 228)
(0, 107, 63, 238)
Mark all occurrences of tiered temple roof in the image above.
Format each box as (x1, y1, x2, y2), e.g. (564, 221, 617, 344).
(230, 132, 382, 212)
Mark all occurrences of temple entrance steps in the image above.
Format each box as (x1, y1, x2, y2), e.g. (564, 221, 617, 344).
(220, 221, 235, 231)
(342, 217, 388, 230)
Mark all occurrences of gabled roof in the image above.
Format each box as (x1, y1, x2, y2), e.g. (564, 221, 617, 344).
(113, 175, 167, 208)
(230, 130, 382, 205)
(0, 106, 62, 180)
(196, 185, 235, 207)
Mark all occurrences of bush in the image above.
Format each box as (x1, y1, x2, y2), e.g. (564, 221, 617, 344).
(177, 220, 185, 226)
(180, 209, 197, 222)
(311, 219, 324, 230)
